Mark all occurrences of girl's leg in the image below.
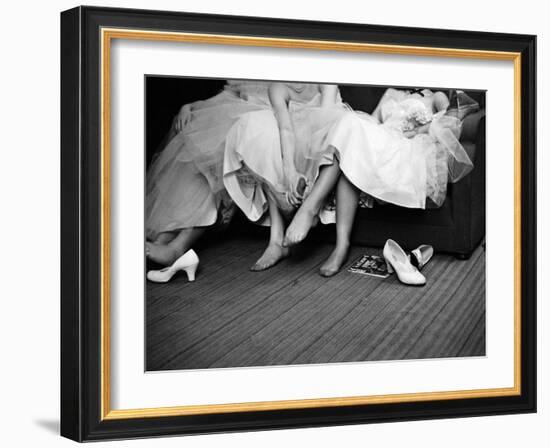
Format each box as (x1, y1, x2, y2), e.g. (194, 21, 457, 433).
(284, 160, 341, 246)
(251, 190, 290, 271)
(152, 231, 177, 245)
(146, 226, 207, 266)
(319, 174, 360, 277)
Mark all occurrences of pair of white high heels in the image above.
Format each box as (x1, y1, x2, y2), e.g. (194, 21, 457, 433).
(383, 239, 434, 286)
(146, 241, 433, 285)
(147, 249, 199, 283)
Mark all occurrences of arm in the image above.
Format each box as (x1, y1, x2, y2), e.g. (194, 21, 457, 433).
(268, 83, 303, 205)
(403, 123, 430, 138)
(320, 84, 338, 108)
(432, 91, 450, 112)
(173, 103, 193, 133)
(269, 83, 294, 171)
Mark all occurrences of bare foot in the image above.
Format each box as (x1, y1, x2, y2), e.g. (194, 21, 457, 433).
(319, 244, 350, 277)
(283, 207, 319, 246)
(145, 241, 180, 266)
(250, 243, 290, 271)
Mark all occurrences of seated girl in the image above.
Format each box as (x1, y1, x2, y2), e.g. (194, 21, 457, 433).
(223, 82, 349, 270)
(283, 87, 475, 277)
(146, 80, 348, 278)
(145, 80, 276, 270)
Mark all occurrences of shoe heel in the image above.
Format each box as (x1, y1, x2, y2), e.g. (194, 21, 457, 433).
(384, 257, 394, 274)
(184, 263, 198, 282)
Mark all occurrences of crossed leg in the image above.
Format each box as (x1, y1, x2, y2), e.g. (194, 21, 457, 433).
(283, 159, 341, 246)
(152, 231, 177, 245)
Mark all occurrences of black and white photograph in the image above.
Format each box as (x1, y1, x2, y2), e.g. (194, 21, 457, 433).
(144, 77, 486, 371)
(1, 0, 543, 443)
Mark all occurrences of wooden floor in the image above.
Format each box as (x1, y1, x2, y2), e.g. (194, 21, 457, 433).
(146, 237, 485, 371)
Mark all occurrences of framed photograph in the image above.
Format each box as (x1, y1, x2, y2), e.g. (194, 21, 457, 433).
(60, 6, 536, 441)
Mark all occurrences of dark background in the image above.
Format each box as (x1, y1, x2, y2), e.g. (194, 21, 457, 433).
(145, 77, 225, 166)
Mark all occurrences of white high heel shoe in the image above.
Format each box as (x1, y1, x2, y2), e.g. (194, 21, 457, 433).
(147, 249, 199, 283)
(410, 244, 434, 270)
(383, 239, 426, 286)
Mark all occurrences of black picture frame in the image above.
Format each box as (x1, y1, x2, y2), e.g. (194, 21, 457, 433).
(61, 5, 536, 442)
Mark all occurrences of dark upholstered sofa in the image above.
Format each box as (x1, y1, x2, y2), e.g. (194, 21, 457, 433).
(313, 86, 486, 259)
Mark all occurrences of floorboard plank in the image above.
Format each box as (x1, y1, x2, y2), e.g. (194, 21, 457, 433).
(294, 252, 454, 364)
(147, 239, 330, 369)
(379, 246, 485, 360)
(211, 246, 382, 367)
(409, 246, 485, 359)
(457, 312, 486, 357)
(146, 237, 486, 370)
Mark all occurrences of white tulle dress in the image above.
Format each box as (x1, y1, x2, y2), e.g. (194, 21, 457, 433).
(325, 89, 474, 211)
(145, 81, 273, 240)
(223, 83, 349, 224)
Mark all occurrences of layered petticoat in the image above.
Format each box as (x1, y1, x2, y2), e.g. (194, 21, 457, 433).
(223, 90, 350, 225)
(145, 82, 273, 240)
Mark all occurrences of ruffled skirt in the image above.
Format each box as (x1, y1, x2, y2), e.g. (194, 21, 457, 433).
(325, 110, 472, 211)
(145, 90, 271, 240)
(223, 97, 349, 225)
